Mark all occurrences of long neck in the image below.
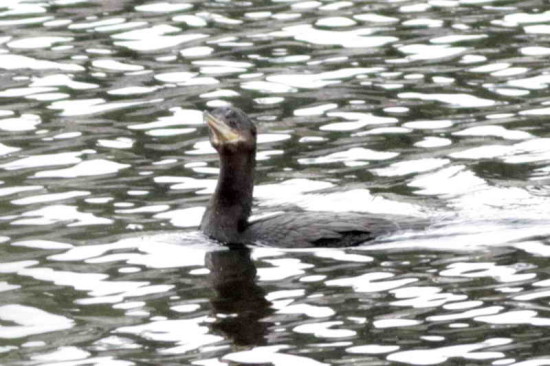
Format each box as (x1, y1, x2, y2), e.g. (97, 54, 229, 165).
(200, 148, 255, 243)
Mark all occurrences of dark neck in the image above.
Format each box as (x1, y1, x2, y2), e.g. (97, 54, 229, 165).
(200, 147, 255, 243)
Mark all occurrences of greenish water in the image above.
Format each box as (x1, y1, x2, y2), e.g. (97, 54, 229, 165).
(0, 0, 549, 365)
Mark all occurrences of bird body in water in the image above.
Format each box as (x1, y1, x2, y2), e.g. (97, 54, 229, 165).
(200, 107, 422, 248)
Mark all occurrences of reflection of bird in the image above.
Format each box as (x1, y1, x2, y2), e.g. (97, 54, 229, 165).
(200, 107, 423, 247)
(205, 248, 272, 346)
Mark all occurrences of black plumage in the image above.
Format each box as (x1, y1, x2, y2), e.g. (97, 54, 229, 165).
(200, 106, 422, 247)
(243, 212, 402, 248)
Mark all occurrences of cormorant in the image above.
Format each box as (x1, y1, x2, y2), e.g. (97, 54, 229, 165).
(200, 107, 422, 247)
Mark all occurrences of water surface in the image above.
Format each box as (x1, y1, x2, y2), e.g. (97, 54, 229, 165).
(0, 0, 550, 365)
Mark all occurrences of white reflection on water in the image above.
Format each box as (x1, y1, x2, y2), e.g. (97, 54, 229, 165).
(402, 18, 443, 27)
(327, 272, 417, 293)
(172, 304, 201, 313)
(0, 282, 19, 293)
(113, 24, 207, 51)
(11, 190, 89, 205)
(224, 345, 328, 366)
(0, 114, 41, 132)
(501, 10, 550, 25)
(441, 262, 536, 282)
(298, 148, 398, 165)
(13, 263, 171, 305)
(428, 306, 503, 322)
(373, 318, 421, 329)
(294, 103, 337, 116)
(51, 233, 210, 269)
(32, 346, 90, 362)
(275, 25, 397, 48)
(0, 86, 57, 97)
(173, 14, 208, 27)
(491, 67, 528, 77)
(315, 17, 356, 27)
(156, 176, 216, 193)
(0, 54, 83, 71)
(0, 16, 52, 27)
(34, 159, 130, 178)
(390, 286, 467, 308)
(95, 21, 148, 33)
(290, 1, 321, 10)
(470, 62, 510, 73)
(372, 158, 450, 177)
(451, 138, 550, 164)
(1, 152, 83, 170)
(97, 137, 134, 149)
(130, 108, 203, 130)
(0, 4, 46, 17)
(258, 257, 313, 281)
(69, 17, 125, 30)
(431, 34, 487, 43)
(31, 74, 97, 89)
(180, 46, 214, 57)
(267, 68, 382, 89)
(146, 127, 195, 137)
(0, 143, 19, 156)
(347, 344, 399, 354)
(524, 25, 550, 34)
(49, 98, 153, 117)
(399, 92, 496, 107)
(116, 317, 222, 355)
(507, 75, 550, 90)
(201, 89, 240, 99)
(242, 80, 296, 94)
(452, 125, 532, 140)
(400, 3, 431, 12)
(354, 13, 399, 23)
(398, 44, 468, 61)
(27, 92, 69, 101)
(404, 120, 453, 130)
(135, 2, 193, 13)
(52, 132, 82, 140)
(116, 205, 168, 214)
(195, 60, 252, 75)
(7, 36, 72, 49)
(92, 59, 144, 72)
(521, 106, 550, 116)
(257, 185, 425, 217)
(322, 111, 397, 131)
(12, 240, 73, 250)
(521, 46, 550, 55)
(387, 338, 511, 365)
(315, 250, 372, 263)
(293, 321, 355, 338)
(255, 178, 332, 198)
(12, 204, 112, 226)
(154, 206, 205, 227)
(0, 305, 74, 339)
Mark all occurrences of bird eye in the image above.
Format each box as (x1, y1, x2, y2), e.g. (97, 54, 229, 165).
(224, 109, 239, 128)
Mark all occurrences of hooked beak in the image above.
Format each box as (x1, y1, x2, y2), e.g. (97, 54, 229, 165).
(203, 111, 242, 144)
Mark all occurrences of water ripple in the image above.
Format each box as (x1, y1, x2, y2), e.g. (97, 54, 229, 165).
(0, 0, 549, 365)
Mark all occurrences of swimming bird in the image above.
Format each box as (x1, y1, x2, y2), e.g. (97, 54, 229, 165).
(200, 107, 422, 247)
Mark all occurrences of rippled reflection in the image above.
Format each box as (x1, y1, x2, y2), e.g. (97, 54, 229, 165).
(0, 0, 549, 365)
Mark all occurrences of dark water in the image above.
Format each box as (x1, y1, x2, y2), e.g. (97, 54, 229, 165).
(1, 0, 550, 365)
